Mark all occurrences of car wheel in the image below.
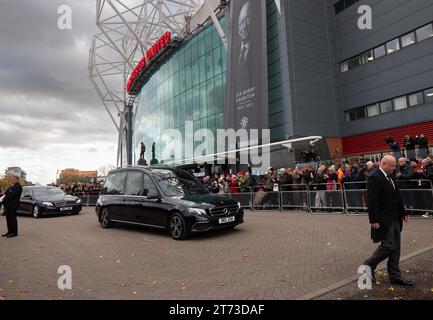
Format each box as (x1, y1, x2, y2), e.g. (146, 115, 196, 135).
(169, 213, 188, 240)
(33, 205, 41, 218)
(100, 207, 113, 228)
(0, 204, 4, 216)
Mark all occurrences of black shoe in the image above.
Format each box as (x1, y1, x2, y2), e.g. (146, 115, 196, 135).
(2, 233, 10, 237)
(6, 234, 17, 238)
(390, 277, 415, 286)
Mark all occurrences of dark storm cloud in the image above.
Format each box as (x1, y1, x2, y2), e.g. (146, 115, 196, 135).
(0, 0, 118, 185)
(0, 0, 98, 107)
(0, 0, 118, 151)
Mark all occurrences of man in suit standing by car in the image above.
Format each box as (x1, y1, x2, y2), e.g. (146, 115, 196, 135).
(363, 155, 415, 286)
(2, 174, 22, 238)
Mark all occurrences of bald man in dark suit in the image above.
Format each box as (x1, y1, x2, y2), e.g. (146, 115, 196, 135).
(363, 155, 415, 286)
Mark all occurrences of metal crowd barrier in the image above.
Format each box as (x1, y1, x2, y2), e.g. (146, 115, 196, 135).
(75, 193, 101, 207)
(252, 186, 281, 210)
(309, 183, 345, 213)
(224, 187, 253, 209)
(343, 182, 368, 212)
(280, 184, 309, 211)
(342, 180, 433, 215)
(221, 180, 433, 215)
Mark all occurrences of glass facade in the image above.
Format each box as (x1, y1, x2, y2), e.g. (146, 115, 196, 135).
(132, 0, 283, 164)
(133, 17, 227, 163)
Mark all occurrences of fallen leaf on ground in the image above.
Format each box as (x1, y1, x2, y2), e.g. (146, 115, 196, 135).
(388, 287, 395, 292)
(152, 281, 159, 285)
(132, 291, 137, 295)
(7, 280, 13, 284)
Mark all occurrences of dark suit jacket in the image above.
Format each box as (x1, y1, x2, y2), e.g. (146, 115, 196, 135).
(2, 183, 23, 210)
(367, 169, 405, 243)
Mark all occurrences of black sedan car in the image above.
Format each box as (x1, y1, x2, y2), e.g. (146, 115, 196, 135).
(17, 186, 82, 218)
(96, 166, 244, 240)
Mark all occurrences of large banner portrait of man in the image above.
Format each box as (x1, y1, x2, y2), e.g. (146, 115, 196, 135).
(225, 0, 268, 132)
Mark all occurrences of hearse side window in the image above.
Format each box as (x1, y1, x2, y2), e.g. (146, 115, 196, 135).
(125, 171, 144, 196)
(104, 171, 126, 195)
(143, 174, 158, 197)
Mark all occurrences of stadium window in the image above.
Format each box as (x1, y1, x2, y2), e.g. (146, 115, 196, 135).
(380, 100, 393, 114)
(334, 1, 345, 14)
(401, 32, 415, 48)
(425, 88, 433, 103)
(341, 61, 349, 73)
(334, 0, 359, 14)
(360, 50, 374, 64)
(345, 112, 351, 122)
(408, 92, 424, 107)
(366, 104, 380, 117)
(345, 109, 365, 122)
(347, 56, 361, 70)
(355, 107, 366, 120)
(416, 23, 433, 42)
(393, 96, 408, 111)
(373, 45, 386, 59)
(386, 38, 400, 54)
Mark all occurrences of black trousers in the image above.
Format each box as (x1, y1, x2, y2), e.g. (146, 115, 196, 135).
(364, 219, 401, 281)
(5, 209, 18, 235)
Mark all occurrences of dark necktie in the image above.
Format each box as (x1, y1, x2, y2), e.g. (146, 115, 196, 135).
(387, 175, 395, 189)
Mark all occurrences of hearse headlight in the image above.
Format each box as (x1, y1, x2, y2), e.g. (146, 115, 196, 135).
(187, 208, 207, 216)
(42, 202, 54, 207)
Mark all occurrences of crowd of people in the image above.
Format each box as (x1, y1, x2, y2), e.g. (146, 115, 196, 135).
(386, 134, 429, 160)
(56, 182, 103, 197)
(200, 155, 433, 194)
(198, 153, 433, 217)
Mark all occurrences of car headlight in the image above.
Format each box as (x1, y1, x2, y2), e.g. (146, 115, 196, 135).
(187, 208, 207, 216)
(42, 202, 54, 207)
(76, 199, 82, 205)
(238, 202, 241, 209)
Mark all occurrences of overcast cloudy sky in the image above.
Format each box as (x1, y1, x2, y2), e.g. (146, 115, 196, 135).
(0, 0, 118, 184)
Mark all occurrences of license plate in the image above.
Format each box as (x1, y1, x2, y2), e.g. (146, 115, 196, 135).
(60, 207, 73, 211)
(219, 216, 235, 224)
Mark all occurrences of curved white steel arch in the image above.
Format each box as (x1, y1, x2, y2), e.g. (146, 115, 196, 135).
(89, 0, 282, 166)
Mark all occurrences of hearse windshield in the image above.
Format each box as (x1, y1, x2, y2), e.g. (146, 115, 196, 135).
(152, 169, 209, 196)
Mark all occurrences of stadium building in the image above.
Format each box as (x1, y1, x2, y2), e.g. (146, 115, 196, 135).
(90, 0, 433, 170)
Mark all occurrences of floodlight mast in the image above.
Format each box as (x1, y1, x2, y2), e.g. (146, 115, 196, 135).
(89, 0, 207, 167)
